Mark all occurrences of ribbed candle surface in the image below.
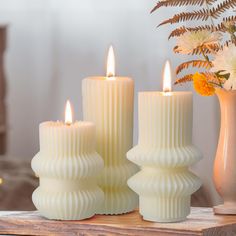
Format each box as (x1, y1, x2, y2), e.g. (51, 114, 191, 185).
(82, 77, 138, 215)
(31, 121, 104, 220)
(127, 92, 202, 222)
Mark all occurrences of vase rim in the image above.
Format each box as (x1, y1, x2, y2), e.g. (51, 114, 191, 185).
(215, 88, 236, 95)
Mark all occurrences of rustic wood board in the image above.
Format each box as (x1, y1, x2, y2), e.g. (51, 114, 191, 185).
(0, 208, 235, 236)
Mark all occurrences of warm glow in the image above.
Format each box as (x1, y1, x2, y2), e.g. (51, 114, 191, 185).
(65, 100, 73, 125)
(163, 60, 172, 93)
(106, 45, 115, 78)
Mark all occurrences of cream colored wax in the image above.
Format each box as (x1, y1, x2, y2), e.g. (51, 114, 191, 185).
(127, 91, 202, 222)
(82, 77, 138, 214)
(31, 121, 104, 220)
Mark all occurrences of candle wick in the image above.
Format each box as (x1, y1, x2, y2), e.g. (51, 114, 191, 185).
(107, 73, 114, 78)
(164, 88, 171, 93)
(107, 74, 116, 81)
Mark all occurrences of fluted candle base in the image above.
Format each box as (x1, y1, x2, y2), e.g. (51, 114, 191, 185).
(33, 185, 104, 220)
(96, 163, 139, 215)
(140, 196, 190, 223)
(127, 92, 202, 222)
(96, 187, 138, 215)
(128, 166, 201, 222)
(32, 121, 104, 220)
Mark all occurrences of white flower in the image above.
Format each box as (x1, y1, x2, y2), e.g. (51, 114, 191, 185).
(212, 44, 236, 90)
(175, 30, 222, 54)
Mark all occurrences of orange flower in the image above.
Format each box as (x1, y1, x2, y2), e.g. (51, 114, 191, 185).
(193, 72, 215, 96)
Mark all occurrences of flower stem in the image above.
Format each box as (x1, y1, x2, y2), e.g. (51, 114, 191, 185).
(199, 46, 223, 88)
(200, 46, 211, 64)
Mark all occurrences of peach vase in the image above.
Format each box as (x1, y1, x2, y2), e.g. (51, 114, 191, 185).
(214, 88, 236, 214)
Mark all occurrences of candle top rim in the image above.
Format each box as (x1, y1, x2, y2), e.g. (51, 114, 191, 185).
(84, 76, 133, 82)
(40, 121, 95, 128)
(139, 91, 192, 96)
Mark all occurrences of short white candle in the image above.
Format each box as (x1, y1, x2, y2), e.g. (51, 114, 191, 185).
(82, 46, 138, 215)
(31, 101, 104, 220)
(127, 61, 202, 222)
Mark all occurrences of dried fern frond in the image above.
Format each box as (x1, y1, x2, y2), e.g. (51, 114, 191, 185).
(222, 15, 236, 22)
(174, 74, 194, 85)
(203, 72, 226, 86)
(215, 22, 227, 32)
(203, 72, 217, 81)
(168, 27, 188, 39)
(216, 40, 234, 51)
(211, 0, 236, 18)
(151, 0, 236, 89)
(174, 43, 221, 55)
(158, 9, 211, 27)
(168, 25, 215, 39)
(174, 72, 225, 86)
(222, 40, 232, 47)
(176, 60, 213, 74)
(216, 15, 236, 32)
(190, 43, 221, 54)
(151, 0, 215, 13)
(204, 43, 221, 53)
(157, 1, 236, 27)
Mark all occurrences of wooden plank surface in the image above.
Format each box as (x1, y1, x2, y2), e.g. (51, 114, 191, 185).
(0, 208, 235, 235)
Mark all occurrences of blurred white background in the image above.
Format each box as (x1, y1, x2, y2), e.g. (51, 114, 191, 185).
(0, 0, 221, 205)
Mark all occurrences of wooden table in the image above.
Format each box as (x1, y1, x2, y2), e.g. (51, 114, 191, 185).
(0, 208, 235, 235)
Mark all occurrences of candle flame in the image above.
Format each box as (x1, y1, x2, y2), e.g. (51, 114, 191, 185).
(163, 60, 172, 93)
(106, 45, 115, 78)
(65, 100, 73, 125)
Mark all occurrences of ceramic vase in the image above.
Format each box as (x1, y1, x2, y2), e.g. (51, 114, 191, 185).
(214, 88, 236, 214)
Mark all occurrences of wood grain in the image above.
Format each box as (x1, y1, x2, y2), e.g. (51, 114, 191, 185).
(0, 208, 235, 235)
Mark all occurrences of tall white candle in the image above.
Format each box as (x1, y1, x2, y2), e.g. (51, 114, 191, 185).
(32, 101, 104, 220)
(127, 61, 202, 222)
(82, 46, 138, 215)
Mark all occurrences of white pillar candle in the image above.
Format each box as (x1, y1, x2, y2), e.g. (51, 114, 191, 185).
(127, 61, 202, 222)
(31, 101, 104, 220)
(82, 46, 138, 215)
